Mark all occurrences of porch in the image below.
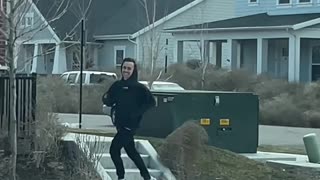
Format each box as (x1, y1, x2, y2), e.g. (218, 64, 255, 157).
(17, 42, 100, 75)
(168, 13, 320, 82)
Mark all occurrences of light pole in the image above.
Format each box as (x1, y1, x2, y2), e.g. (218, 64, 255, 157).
(79, 18, 85, 129)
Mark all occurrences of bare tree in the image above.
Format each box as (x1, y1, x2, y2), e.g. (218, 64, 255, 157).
(139, 0, 166, 76)
(1, 0, 71, 179)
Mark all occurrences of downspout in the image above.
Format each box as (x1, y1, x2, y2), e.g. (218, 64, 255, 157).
(128, 35, 138, 60)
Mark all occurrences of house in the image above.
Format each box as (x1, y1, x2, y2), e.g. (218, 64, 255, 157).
(93, 0, 235, 71)
(16, 0, 235, 75)
(166, 0, 320, 82)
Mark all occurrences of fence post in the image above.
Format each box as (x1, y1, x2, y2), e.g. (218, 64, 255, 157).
(303, 133, 320, 163)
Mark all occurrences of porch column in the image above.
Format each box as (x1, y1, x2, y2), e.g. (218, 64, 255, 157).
(295, 37, 301, 82)
(288, 36, 296, 82)
(93, 46, 98, 69)
(227, 39, 240, 70)
(31, 43, 39, 73)
(200, 40, 210, 63)
(201, 39, 205, 62)
(52, 44, 67, 74)
(210, 42, 216, 65)
(205, 40, 210, 63)
(257, 38, 268, 74)
(14, 42, 21, 69)
(37, 45, 45, 74)
(177, 41, 184, 63)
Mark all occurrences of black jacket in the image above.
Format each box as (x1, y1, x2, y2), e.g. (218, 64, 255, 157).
(103, 80, 155, 129)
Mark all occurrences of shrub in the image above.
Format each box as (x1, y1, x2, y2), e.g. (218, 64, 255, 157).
(37, 76, 115, 114)
(204, 69, 257, 91)
(158, 120, 208, 179)
(260, 93, 308, 127)
(304, 111, 320, 128)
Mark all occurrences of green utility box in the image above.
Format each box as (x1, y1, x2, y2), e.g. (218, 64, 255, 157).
(136, 90, 259, 153)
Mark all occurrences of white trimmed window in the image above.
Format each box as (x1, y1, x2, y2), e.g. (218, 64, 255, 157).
(114, 46, 126, 66)
(21, 12, 34, 28)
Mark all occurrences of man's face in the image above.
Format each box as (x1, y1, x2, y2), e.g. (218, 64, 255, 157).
(122, 61, 134, 80)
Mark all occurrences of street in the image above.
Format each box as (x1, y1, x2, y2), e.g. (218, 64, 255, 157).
(57, 113, 320, 146)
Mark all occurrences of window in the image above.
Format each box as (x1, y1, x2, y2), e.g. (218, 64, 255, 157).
(67, 73, 77, 84)
(311, 46, 320, 81)
(61, 74, 68, 82)
(312, 46, 320, 64)
(90, 74, 116, 84)
(21, 13, 34, 27)
(76, 73, 86, 84)
(114, 46, 126, 66)
(248, 0, 259, 5)
(278, 0, 291, 4)
(298, 0, 311, 3)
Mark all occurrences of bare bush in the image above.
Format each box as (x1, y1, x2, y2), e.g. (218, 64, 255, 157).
(164, 63, 202, 89)
(158, 120, 208, 180)
(254, 79, 303, 101)
(204, 69, 257, 91)
(260, 93, 308, 127)
(37, 76, 115, 114)
(303, 111, 320, 128)
(33, 77, 69, 167)
(62, 135, 104, 180)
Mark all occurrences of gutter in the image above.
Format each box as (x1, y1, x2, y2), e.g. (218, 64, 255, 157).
(93, 34, 132, 40)
(164, 25, 293, 33)
(62, 41, 103, 45)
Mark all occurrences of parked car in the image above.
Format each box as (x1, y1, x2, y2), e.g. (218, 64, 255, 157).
(0, 65, 8, 76)
(60, 70, 117, 85)
(138, 81, 185, 91)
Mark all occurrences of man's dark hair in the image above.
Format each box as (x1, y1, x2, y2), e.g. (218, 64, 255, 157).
(120, 57, 138, 82)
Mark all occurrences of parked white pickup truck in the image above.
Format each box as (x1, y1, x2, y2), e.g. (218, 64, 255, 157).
(60, 70, 117, 85)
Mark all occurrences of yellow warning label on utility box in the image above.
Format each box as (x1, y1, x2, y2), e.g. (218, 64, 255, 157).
(220, 119, 230, 126)
(200, 118, 211, 126)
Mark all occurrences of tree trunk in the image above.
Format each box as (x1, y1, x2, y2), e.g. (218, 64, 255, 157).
(8, 61, 17, 180)
(8, 0, 17, 179)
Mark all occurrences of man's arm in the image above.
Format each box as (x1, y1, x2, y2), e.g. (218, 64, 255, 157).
(102, 82, 118, 107)
(135, 86, 156, 116)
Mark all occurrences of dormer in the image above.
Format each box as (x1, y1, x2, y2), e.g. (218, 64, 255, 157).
(239, 0, 320, 17)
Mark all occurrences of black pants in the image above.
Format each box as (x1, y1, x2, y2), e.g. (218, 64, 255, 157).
(110, 127, 151, 179)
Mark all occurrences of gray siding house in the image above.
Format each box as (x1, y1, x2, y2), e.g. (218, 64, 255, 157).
(167, 0, 320, 82)
(94, 0, 235, 70)
(17, 0, 235, 74)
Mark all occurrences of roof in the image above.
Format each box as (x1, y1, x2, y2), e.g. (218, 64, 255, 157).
(34, 0, 197, 42)
(166, 13, 320, 32)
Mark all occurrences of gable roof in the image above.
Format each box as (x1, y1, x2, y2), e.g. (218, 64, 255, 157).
(165, 13, 320, 32)
(34, 0, 198, 42)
